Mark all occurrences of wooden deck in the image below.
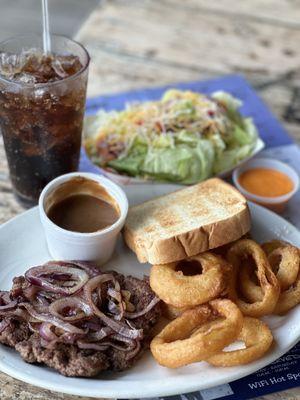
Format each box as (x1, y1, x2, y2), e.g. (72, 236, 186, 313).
(0, 1, 300, 399)
(0, 0, 99, 40)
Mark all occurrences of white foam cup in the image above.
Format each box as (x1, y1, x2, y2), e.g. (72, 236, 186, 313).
(39, 172, 128, 265)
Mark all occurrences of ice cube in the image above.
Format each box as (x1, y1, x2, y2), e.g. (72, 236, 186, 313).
(51, 59, 68, 78)
(17, 73, 37, 84)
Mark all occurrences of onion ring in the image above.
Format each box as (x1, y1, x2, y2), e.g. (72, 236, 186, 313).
(150, 299, 243, 368)
(239, 264, 265, 303)
(262, 240, 290, 255)
(150, 253, 226, 308)
(239, 244, 300, 314)
(207, 317, 273, 366)
(161, 303, 190, 320)
(226, 239, 280, 317)
(274, 273, 300, 314)
(269, 246, 299, 289)
(272, 245, 300, 315)
(240, 245, 299, 301)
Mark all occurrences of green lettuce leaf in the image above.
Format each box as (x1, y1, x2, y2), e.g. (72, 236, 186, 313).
(213, 144, 253, 174)
(107, 135, 147, 176)
(212, 91, 244, 126)
(142, 139, 214, 183)
(108, 153, 145, 176)
(213, 116, 258, 174)
(91, 90, 259, 183)
(109, 139, 215, 183)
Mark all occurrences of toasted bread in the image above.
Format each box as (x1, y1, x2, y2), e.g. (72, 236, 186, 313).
(123, 178, 251, 264)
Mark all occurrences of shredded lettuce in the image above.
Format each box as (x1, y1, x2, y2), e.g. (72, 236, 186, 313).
(84, 89, 258, 184)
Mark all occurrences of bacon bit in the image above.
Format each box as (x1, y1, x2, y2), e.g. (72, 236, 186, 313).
(155, 121, 163, 131)
(96, 141, 124, 163)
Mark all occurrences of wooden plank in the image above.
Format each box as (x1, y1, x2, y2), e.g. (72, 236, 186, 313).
(164, 0, 300, 28)
(0, 1, 300, 400)
(0, 0, 99, 40)
(0, 369, 97, 400)
(77, 0, 300, 76)
(77, 0, 300, 97)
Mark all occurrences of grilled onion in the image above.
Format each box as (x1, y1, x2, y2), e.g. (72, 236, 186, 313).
(84, 275, 143, 340)
(49, 297, 93, 322)
(25, 263, 89, 295)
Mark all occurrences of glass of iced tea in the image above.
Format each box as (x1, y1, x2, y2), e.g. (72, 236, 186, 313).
(0, 34, 90, 207)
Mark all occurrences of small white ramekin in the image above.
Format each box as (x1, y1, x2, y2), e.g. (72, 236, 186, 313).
(233, 158, 299, 213)
(39, 172, 128, 264)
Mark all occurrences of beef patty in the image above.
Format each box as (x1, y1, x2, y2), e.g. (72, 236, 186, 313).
(0, 272, 161, 377)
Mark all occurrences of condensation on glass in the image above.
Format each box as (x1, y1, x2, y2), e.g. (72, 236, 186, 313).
(0, 35, 90, 207)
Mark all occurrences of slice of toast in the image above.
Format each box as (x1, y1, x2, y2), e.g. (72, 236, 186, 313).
(123, 178, 251, 264)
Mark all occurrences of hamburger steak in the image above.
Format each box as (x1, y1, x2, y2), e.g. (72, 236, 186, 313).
(0, 262, 161, 377)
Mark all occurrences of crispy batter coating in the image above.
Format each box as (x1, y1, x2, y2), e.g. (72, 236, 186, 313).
(207, 317, 273, 367)
(150, 299, 243, 368)
(150, 253, 227, 308)
(226, 239, 280, 317)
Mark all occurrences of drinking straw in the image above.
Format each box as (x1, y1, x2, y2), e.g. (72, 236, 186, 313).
(42, 0, 51, 53)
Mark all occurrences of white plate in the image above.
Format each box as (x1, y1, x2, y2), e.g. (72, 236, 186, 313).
(83, 115, 265, 185)
(0, 185, 299, 399)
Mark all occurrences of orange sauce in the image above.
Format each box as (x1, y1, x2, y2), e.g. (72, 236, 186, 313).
(239, 168, 294, 198)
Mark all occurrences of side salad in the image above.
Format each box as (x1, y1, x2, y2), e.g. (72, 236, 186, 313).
(84, 89, 259, 184)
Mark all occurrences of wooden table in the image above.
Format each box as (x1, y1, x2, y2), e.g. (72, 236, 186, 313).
(0, 1, 299, 399)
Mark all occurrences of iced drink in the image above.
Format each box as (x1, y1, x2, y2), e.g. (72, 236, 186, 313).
(0, 35, 89, 207)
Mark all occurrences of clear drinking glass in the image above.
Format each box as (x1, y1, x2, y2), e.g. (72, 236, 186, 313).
(0, 34, 90, 207)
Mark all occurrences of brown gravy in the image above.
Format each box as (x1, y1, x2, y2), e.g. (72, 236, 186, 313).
(45, 177, 120, 233)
